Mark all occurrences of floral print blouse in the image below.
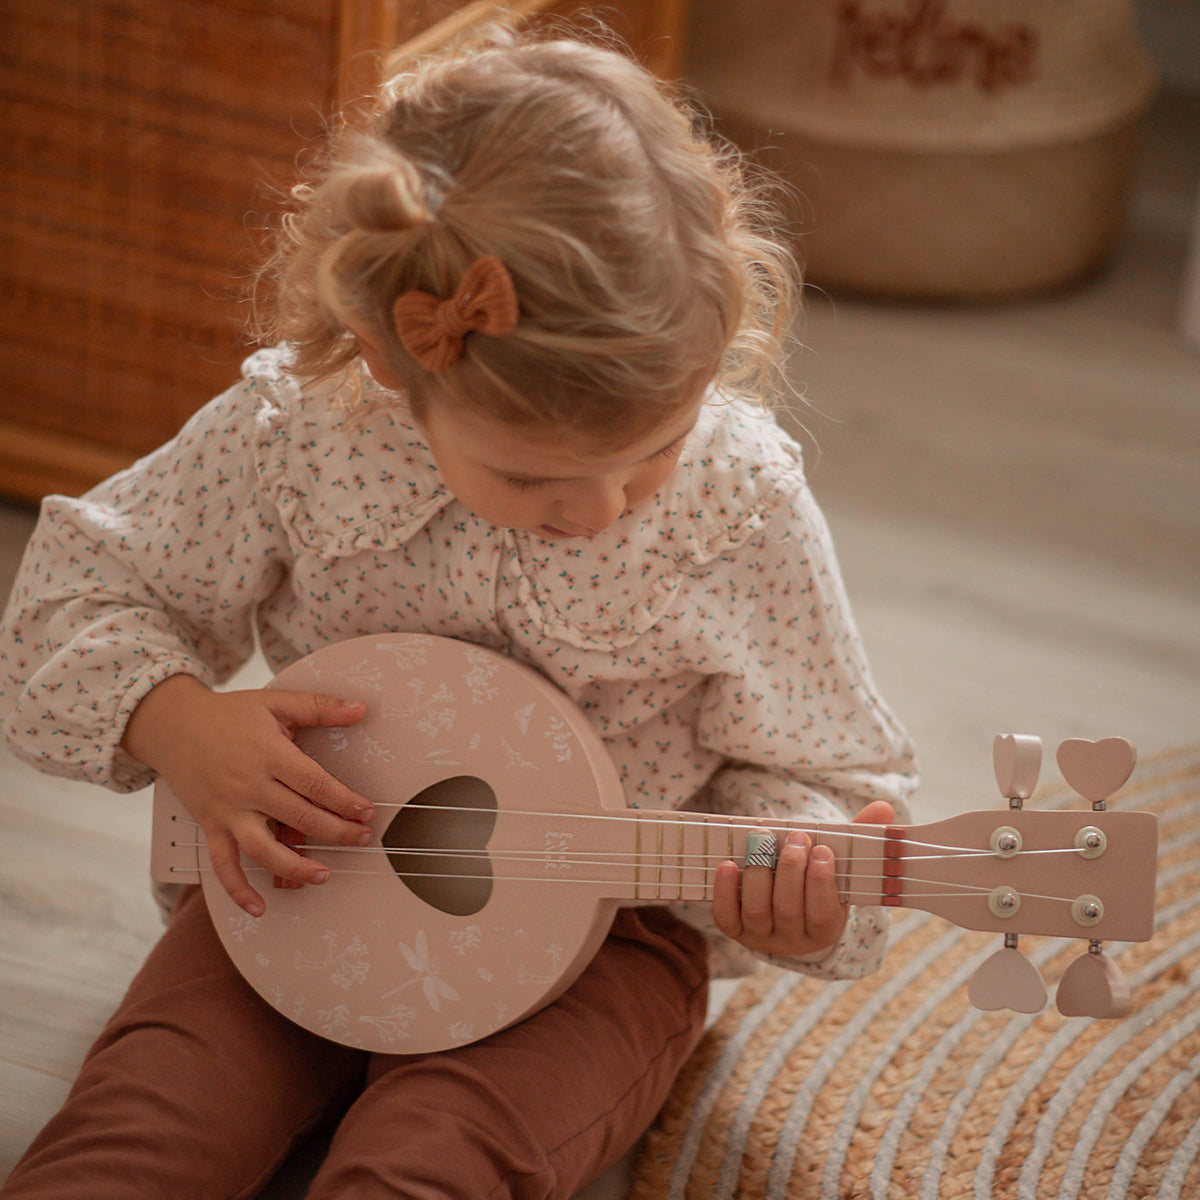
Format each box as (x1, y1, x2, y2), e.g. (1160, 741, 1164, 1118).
(0, 347, 917, 979)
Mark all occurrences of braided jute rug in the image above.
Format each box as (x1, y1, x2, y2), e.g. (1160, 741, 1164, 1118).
(630, 744, 1200, 1200)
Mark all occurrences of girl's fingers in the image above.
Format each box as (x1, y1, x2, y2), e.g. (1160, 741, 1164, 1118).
(713, 828, 855, 957)
(233, 813, 332, 890)
(773, 831, 809, 934)
(205, 810, 336, 915)
(265, 689, 368, 731)
(711, 860, 743, 938)
(804, 844, 846, 943)
(268, 769, 375, 849)
(270, 721, 376, 826)
(205, 826, 267, 917)
(854, 800, 895, 826)
(739, 861, 776, 939)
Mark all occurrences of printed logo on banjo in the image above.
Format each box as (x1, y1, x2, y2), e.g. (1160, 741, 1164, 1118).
(544, 831, 574, 872)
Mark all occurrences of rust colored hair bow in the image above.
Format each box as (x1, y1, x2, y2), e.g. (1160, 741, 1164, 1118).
(392, 255, 519, 373)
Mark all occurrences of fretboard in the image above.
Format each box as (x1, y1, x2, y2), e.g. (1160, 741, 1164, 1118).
(621, 810, 888, 905)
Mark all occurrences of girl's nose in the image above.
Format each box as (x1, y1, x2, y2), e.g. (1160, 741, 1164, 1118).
(558, 477, 627, 533)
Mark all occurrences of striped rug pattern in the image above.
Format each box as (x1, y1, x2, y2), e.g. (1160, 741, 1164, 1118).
(631, 745, 1200, 1200)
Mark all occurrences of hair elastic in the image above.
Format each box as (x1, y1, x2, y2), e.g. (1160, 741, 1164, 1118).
(393, 255, 519, 372)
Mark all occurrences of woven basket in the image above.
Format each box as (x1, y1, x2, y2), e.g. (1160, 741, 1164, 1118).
(687, 0, 1159, 299)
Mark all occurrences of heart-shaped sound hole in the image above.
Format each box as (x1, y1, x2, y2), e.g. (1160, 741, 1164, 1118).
(383, 776, 498, 917)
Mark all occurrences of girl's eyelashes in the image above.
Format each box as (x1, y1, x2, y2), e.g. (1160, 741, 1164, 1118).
(502, 434, 687, 492)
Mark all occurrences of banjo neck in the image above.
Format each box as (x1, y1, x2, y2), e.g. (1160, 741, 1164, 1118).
(520, 807, 871, 905)
(481, 804, 1155, 943)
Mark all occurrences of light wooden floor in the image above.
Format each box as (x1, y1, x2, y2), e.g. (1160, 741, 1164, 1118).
(2, 92, 1198, 1196)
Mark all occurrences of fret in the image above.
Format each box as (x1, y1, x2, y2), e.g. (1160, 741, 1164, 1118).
(656, 818, 664, 899)
(676, 819, 685, 900)
(634, 815, 643, 900)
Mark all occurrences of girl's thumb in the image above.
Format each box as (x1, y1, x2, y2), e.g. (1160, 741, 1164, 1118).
(266, 689, 368, 728)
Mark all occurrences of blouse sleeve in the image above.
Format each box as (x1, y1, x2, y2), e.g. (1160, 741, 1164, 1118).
(0, 376, 290, 792)
(677, 480, 918, 980)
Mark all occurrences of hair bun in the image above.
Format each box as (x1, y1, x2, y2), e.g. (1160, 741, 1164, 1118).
(339, 158, 432, 233)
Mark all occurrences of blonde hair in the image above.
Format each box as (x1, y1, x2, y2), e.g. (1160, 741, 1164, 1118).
(255, 26, 799, 442)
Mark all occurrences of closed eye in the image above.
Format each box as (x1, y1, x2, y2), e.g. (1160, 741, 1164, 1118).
(651, 435, 686, 461)
(501, 431, 689, 492)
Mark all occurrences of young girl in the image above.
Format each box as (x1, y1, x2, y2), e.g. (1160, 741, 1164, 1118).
(0, 27, 916, 1200)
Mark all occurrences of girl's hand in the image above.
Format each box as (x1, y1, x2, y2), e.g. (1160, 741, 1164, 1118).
(122, 675, 374, 916)
(711, 800, 896, 960)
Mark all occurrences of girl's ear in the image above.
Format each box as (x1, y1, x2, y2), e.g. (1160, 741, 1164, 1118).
(346, 322, 408, 393)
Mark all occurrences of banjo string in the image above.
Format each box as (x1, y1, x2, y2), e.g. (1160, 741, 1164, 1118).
(164, 838, 1091, 904)
(268, 840, 1082, 867)
(361, 802, 1005, 857)
(166, 812, 1030, 860)
(171, 859, 917, 903)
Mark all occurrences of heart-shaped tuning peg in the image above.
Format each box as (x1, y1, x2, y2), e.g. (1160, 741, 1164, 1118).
(1055, 950, 1131, 1019)
(968, 946, 1048, 1014)
(993, 734, 1042, 802)
(1055, 738, 1136, 805)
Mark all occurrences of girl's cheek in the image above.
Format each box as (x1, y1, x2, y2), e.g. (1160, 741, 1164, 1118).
(632, 459, 682, 505)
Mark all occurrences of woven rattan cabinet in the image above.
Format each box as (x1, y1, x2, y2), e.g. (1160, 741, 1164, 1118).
(1, 0, 685, 504)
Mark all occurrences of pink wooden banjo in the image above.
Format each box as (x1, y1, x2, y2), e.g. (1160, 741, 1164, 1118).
(150, 633, 1158, 1054)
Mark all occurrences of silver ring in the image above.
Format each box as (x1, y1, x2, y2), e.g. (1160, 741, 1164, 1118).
(744, 831, 778, 870)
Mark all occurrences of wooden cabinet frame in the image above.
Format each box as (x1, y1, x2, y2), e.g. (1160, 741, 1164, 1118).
(1, 1, 686, 503)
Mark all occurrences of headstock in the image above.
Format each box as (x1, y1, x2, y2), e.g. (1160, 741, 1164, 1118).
(965, 734, 1149, 1018)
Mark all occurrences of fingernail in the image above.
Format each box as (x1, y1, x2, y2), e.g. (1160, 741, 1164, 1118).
(812, 846, 834, 865)
(356, 829, 373, 846)
(786, 831, 810, 849)
(246, 901, 265, 918)
(358, 805, 375, 821)
(313, 868, 330, 884)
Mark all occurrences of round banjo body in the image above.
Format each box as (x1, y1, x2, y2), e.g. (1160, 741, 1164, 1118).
(184, 634, 627, 1054)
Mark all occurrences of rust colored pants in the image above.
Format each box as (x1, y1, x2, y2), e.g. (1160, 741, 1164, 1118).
(3, 888, 709, 1200)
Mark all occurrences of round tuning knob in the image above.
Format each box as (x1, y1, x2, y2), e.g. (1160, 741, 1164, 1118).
(990, 826, 1023, 858)
(988, 886, 1022, 918)
(1071, 894, 1104, 928)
